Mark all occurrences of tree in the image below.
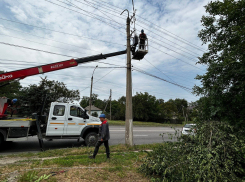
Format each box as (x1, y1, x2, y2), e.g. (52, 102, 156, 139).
(18, 77, 80, 116)
(194, 0, 245, 129)
(0, 71, 22, 99)
(92, 112, 98, 117)
(80, 94, 100, 108)
(133, 92, 158, 121)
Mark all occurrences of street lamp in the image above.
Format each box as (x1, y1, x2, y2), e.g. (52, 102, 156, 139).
(89, 65, 98, 115)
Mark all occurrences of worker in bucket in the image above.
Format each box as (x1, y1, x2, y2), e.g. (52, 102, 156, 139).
(139, 29, 147, 49)
(89, 114, 110, 159)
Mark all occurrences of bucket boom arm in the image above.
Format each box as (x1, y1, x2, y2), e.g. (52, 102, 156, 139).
(0, 50, 126, 83)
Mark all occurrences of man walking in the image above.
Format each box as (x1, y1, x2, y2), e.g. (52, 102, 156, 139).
(89, 114, 110, 159)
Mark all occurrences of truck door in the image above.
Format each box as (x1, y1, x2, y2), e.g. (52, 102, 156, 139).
(65, 105, 86, 135)
(46, 103, 66, 136)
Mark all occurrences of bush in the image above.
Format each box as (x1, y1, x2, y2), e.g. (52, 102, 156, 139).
(92, 112, 98, 117)
(139, 121, 245, 181)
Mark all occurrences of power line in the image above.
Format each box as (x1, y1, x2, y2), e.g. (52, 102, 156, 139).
(70, 0, 202, 58)
(0, 33, 90, 56)
(44, 0, 125, 34)
(133, 67, 193, 92)
(0, 42, 76, 58)
(144, 57, 178, 84)
(1, 24, 200, 68)
(68, 0, 204, 62)
(133, 64, 196, 88)
(0, 17, 124, 46)
(150, 39, 198, 63)
(0, 62, 125, 69)
(0, 58, 126, 68)
(88, 0, 205, 51)
(76, 0, 125, 29)
(136, 19, 205, 52)
(150, 45, 205, 71)
(132, 59, 197, 85)
(80, 68, 116, 92)
(0, 25, 100, 53)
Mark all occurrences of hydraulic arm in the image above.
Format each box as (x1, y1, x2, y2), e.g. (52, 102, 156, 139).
(0, 50, 126, 83)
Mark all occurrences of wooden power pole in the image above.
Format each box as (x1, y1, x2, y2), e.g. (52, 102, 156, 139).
(110, 89, 112, 120)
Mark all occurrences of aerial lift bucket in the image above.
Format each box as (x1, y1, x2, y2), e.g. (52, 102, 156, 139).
(0, 98, 8, 118)
(132, 39, 148, 60)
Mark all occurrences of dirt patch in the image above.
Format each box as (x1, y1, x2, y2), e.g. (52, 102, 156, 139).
(0, 157, 26, 165)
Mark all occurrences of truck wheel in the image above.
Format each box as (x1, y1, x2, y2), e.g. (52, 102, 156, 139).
(0, 134, 4, 148)
(84, 132, 98, 147)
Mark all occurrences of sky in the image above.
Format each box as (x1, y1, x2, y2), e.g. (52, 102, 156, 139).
(0, 0, 210, 104)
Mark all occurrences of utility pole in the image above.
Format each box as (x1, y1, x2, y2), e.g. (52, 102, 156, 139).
(89, 65, 98, 115)
(110, 89, 112, 120)
(121, 9, 133, 146)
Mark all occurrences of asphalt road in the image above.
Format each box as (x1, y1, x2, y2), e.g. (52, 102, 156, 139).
(0, 126, 181, 155)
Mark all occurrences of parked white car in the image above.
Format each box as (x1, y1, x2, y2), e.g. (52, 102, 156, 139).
(182, 124, 196, 135)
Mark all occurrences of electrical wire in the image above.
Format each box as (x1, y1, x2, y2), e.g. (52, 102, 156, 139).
(132, 59, 197, 85)
(0, 42, 76, 58)
(44, 0, 125, 34)
(0, 33, 90, 56)
(77, 0, 125, 29)
(65, 0, 204, 63)
(0, 58, 126, 69)
(133, 66, 193, 92)
(88, 0, 205, 51)
(150, 45, 205, 71)
(0, 17, 124, 46)
(68, 0, 203, 59)
(0, 25, 100, 53)
(80, 68, 116, 92)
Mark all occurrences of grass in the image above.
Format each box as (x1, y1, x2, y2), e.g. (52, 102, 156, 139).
(108, 120, 184, 127)
(2, 143, 161, 159)
(0, 143, 162, 182)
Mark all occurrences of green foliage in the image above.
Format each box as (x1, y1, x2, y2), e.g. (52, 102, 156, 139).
(0, 71, 22, 99)
(139, 121, 245, 181)
(194, 0, 245, 129)
(80, 92, 189, 122)
(18, 171, 51, 182)
(92, 112, 98, 117)
(80, 94, 99, 108)
(18, 77, 80, 116)
(133, 92, 158, 121)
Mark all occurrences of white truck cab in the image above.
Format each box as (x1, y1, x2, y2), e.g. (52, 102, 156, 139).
(0, 102, 102, 149)
(46, 102, 100, 136)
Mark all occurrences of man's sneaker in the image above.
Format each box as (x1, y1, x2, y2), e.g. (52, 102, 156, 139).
(89, 156, 95, 159)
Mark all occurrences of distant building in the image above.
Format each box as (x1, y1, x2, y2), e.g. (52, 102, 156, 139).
(85, 105, 102, 117)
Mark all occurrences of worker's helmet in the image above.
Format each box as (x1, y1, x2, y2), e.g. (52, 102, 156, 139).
(99, 114, 106, 118)
(141, 29, 144, 33)
(12, 99, 17, 103)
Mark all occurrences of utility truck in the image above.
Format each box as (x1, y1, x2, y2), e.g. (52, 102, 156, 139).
(0, 98, 101, 150)
(0, 43, 148, 150)
(0, 50, 129, 150)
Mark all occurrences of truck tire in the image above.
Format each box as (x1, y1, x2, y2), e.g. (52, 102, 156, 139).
(84, 132, 98, 147)
(0, 134, 4, 148)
